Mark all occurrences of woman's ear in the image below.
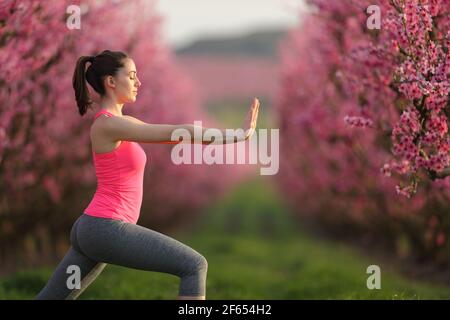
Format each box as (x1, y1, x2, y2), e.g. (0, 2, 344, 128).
(104, 75, 116, 89)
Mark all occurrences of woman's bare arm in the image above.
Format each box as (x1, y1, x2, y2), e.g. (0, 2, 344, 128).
(103, 98, 260, 145)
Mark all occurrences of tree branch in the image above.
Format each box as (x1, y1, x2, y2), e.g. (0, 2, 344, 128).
(428, 167, 450, 180)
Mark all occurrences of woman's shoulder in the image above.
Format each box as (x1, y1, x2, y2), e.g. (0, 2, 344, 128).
(122, 115, 145, 124)
(90, 114, 146, 141)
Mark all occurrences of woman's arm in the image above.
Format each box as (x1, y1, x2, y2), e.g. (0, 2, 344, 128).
(156, 124, 250, 145)
(104, 98, 260, 145)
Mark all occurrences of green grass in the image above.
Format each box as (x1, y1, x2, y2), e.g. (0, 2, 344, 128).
(1, 176, 450, 299)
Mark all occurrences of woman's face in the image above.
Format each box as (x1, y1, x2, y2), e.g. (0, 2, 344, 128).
(107, 58, 141, 104)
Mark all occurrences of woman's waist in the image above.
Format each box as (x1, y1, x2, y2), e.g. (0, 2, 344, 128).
(82, 211, 136, 224)
(89, 189, 143, 205)
(95, 183, 143, 194)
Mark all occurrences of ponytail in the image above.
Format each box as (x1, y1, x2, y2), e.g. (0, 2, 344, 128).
(72, 56, 95, 116)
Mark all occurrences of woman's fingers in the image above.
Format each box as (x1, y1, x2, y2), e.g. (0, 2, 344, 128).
(251, 101, 258, 123)
(252, 101, 259, 128)
(252, 98, 258, 111)
(243, 98, 260, 140)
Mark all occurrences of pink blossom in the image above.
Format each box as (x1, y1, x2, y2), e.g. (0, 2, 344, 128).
(343, 115, 374, 128)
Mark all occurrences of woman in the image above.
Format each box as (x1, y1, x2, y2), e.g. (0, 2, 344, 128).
(35, 50, 260, 300)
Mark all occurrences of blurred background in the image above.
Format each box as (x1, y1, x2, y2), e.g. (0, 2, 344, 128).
(1, 0, 450, 299)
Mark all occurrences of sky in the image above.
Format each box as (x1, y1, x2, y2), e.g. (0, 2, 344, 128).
(154, 0, 305, 48)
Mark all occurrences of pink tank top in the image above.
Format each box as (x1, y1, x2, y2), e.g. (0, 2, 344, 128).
(84, 109, 147, 224)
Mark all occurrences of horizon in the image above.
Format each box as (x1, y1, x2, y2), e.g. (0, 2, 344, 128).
(154, 0, 305, 48)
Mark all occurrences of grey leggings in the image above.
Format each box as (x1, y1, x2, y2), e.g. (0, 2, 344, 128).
(35, 214, 207, 299)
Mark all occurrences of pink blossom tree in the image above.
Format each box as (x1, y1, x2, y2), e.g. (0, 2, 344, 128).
(277, 0, 450, 262)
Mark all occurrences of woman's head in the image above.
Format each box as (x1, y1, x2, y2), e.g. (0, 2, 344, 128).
(72, 50, 141, 116)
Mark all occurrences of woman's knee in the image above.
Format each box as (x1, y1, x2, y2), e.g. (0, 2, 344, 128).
(190, 253, 208, 274)
(197, 254, 208, 271)
(180, 252, 208, 277)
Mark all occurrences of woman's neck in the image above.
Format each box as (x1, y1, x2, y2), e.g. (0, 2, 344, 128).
(100, 96, 123, 116)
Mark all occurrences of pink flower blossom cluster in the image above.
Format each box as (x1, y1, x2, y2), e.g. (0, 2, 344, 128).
(344, 116, 374, 128)
(277, 0, 450, 259)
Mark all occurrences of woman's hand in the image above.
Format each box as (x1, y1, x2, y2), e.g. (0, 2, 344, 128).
(242, 97, 260, 140)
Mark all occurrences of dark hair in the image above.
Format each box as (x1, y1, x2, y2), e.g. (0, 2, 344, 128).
(72, 50, 129, 116)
